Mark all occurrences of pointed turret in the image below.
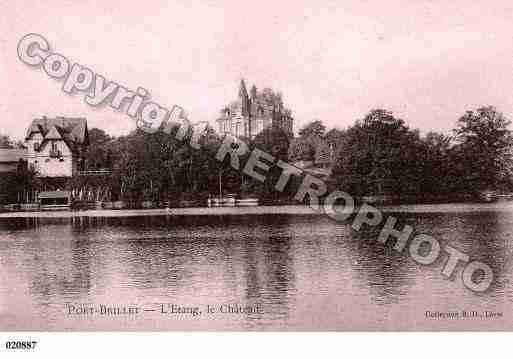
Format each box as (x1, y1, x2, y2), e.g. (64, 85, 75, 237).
(238, 79, 249, 101)
(250, 85, 257, 99)
(239, 79, 250, 117)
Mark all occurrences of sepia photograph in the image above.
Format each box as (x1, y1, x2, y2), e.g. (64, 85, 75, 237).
(1, 1, 513, 345)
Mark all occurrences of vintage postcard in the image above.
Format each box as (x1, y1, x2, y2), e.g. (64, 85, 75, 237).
(0, 0, 512, 335)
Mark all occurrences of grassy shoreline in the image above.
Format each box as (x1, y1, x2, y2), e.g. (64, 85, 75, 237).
(0, 202, 512, 219)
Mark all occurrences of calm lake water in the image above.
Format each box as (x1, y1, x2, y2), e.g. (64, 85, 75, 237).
(1, 204, 512, 330)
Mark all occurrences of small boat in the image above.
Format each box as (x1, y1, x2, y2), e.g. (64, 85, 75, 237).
(209, 171, 258, 207)
(235, 198, 259, 206)
(208, 195, 259, 207)
(208, 194, 236, 207)
(113, 201, 127, 209)
(478, 191, 498, 203)
(102, 202, 114, 210)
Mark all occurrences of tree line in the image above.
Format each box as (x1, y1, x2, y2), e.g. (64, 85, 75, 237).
(1, 105, 512, 205)
(296, 107, 513, 201)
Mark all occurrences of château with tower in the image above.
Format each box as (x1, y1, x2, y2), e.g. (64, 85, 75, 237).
(216, 79, 294, 139)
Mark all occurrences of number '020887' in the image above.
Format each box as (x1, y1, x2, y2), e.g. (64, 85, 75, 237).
(5, 341, 37, 350)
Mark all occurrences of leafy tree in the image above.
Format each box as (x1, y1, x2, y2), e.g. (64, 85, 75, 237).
(0, 162, 38, 204)
(298, 120, 326, 138)
(418, 132, 454, 195)
(246, 126, 291, 198)
(252, 126, 290, 160)
(108, 124, 225, 203)
(332, 109, 424, 197)
(288, 120, 328, 163)
(0, 134, 13, 148)
(83, 128, 114, 171)
(452, 106, 513, 193)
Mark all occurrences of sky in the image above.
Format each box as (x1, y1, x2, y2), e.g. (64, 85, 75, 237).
(1, 0, 513, 140)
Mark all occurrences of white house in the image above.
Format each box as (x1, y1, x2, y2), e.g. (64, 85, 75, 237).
(25, 117, 89, 177)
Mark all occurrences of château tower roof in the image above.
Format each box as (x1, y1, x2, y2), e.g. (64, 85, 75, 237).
(250, 85, 257, 99)
(238, 79, 248, 99)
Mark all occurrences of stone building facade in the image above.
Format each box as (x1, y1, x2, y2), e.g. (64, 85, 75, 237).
(216, 79, 293, 139)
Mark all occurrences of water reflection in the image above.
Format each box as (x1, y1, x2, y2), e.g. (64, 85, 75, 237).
(0, 207, 512, 330)
(345, 224, 416, 305)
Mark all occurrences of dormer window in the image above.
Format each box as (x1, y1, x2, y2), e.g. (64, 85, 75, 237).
(33, 142, 40, 151)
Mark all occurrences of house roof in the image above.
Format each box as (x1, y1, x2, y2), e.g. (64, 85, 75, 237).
(26, 117, 87, 140)
(25, 117, 89, 151)
(0, 148, 28, 163)
(44, 125, 63, 140)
